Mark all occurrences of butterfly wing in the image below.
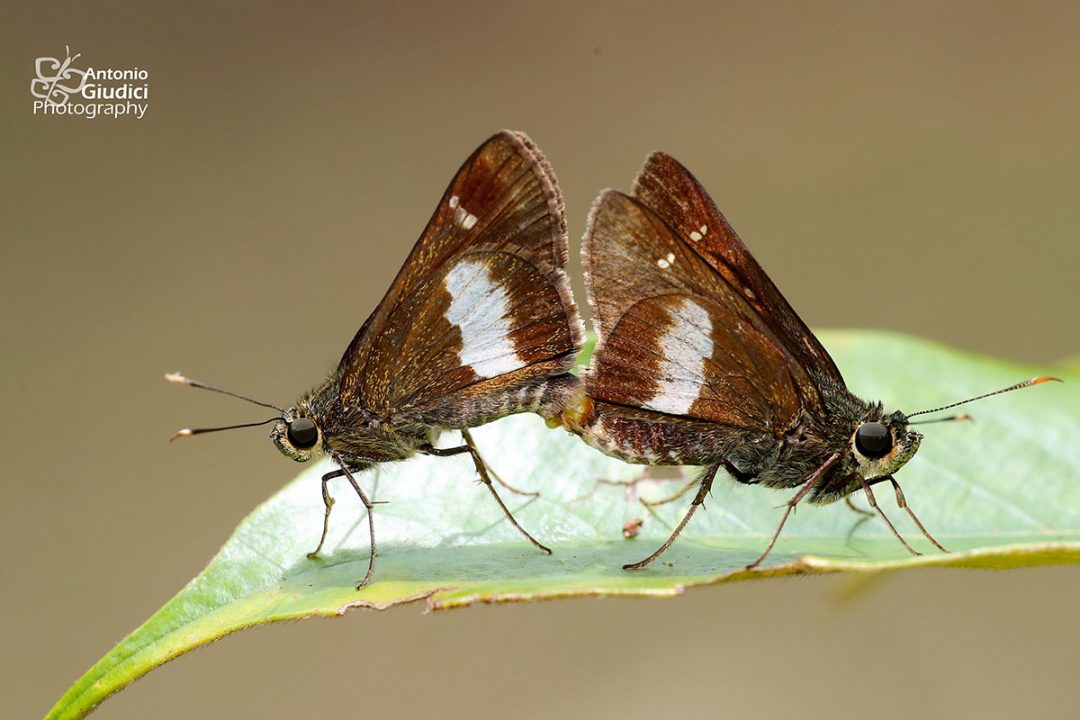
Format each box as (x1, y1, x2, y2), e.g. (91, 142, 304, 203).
(338, 131, 582, 420)
(30, 78, 53, 100)
(631, 153, 846, 406)
(584, 190, 803, 436)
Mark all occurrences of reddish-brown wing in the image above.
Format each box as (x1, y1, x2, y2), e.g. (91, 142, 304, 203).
(630, 153, 845, 412)
(338, 131, 581, 416)
(584, 190, 807, 435)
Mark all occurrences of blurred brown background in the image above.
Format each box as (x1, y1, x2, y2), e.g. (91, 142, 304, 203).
(3, 2, 1079, 718)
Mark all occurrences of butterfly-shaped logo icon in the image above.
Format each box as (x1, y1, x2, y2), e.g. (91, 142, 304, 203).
(31, 46, 88, 106)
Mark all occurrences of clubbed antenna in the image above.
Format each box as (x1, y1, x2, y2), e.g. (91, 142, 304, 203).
(907, 377, 1062, 419)
(170, 417, 281, 442)
(166, 372, 285, 442)
(165, 372, 284, 413)
(908, 413, 973, 426)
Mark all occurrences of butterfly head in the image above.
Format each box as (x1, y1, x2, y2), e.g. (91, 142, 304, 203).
(270, 409, 322, 463)
(166, 373, 323, 462)
(842, 376, 1062, 493)
(850, 411, 922, 482)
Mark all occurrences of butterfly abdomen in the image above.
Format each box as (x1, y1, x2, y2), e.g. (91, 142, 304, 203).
(423, 371, 581, 431)
(567, 400, 741, 467)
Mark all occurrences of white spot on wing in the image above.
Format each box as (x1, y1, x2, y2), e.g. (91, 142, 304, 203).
(657, 257, 670, 269)
(642, 298, 713, 416)
(700, 224, 708, 235)
(443, 258, 524, 379)
(453, 202, 478, 230)
(689, 230, 702, 242)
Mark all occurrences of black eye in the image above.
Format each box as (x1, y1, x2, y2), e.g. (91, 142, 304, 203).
(287, 418, 318, 449)
(855, 421, 892, 459)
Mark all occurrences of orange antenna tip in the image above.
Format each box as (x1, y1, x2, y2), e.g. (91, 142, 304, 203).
(169, 428, 194, 442)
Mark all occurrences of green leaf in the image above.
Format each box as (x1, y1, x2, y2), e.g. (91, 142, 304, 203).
(47, 331, 1080, 720)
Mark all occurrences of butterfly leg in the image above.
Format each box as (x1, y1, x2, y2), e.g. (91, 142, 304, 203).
(333, 461, 378, 589)
(306, 472, 337, 559)
(747, 451, 841, 570)
(640, 476, 699, 508)
(844, 495, 875, 517)
(570, 466, 687, 505)
(461, 429, 538, 497)
(889, 477, 948, 552)
(859, 477, 919, 557)
(841, 492, 874, 548)
(305, 464, 378, 588)
(571, 476, 643, 504)
(420, 443, 552, 554)
(623, 463, 721, 570)
(722, 458, 757, 484)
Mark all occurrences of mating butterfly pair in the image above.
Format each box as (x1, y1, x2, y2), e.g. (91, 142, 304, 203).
(170, 131, 1056, 587)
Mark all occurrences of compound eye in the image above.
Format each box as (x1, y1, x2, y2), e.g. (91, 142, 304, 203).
(287, 418, 318, 449)
(855, 421, 892, 459)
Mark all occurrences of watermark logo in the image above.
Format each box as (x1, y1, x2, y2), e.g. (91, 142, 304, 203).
(31, 46, 150, 119)
(30, 46, 89, 105)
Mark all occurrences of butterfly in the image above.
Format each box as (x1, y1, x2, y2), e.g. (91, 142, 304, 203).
(169, 131, 584, 587)
(30, 46, 88, 106)
(562, 151, 1058, 570)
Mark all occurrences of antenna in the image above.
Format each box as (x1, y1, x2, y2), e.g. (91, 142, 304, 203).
(165, 372, 285, 413)
(170, 417, 281, 442)
(908, 413, 973, 426)
(907, 376, 1061, 419)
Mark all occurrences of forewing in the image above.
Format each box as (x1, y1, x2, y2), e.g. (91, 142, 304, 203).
(630, 152, 846, 404)
(380, 250, 577, 412)
(339, 131, 581, 415)
(584, 191, 803, 434)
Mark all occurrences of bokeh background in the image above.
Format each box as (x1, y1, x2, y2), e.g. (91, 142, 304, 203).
(4, 2, 1079, 718)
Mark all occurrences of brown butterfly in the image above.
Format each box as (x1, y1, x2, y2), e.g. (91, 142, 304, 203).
(169, 131, 583, 587)
(562, 152, 1058, 570)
